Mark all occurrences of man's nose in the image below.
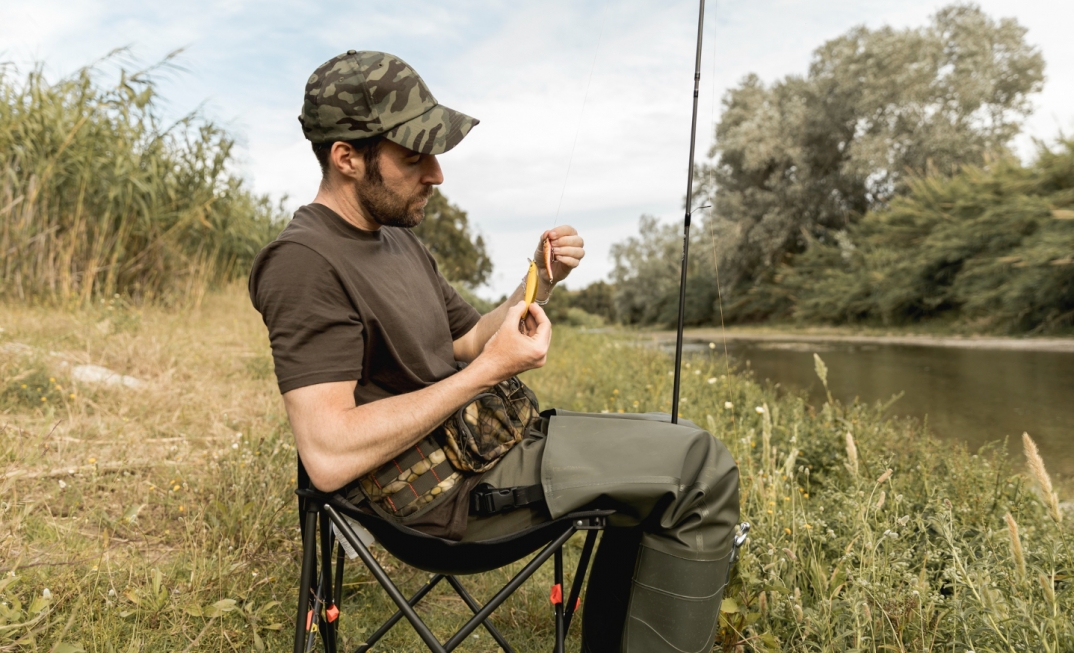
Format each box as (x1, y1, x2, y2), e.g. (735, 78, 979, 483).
(421, 155, 444, 186)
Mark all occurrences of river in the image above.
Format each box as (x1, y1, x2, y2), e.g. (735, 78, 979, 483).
(672, 336, 1074, 478)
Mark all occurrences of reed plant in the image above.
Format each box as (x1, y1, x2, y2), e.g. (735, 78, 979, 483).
(0, 287, 1069, 651)
(0, 53, 285, 306)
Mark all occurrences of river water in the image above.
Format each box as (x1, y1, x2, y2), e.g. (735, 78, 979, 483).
(682, 338, 1074, 478)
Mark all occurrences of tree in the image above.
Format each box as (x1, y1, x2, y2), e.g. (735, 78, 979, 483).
(412, 189, 492, 287)
(698, 3, 1044, 312)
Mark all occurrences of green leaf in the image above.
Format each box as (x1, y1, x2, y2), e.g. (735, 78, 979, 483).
(205, 598, 237, 617)
(720, 597, 740, 613)
(53, 644, 86, 653)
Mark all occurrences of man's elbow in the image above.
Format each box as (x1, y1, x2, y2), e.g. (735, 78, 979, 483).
(301, 450, 352, 493)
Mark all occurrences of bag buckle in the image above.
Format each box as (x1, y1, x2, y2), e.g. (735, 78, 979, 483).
(470, 484, 517, 516)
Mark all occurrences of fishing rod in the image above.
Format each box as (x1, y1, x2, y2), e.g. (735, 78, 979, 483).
(671, 0, 707, 424)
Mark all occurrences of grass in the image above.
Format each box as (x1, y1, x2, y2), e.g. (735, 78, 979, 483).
(1, 286, 1071, 651)
(0, 54, 285, 307)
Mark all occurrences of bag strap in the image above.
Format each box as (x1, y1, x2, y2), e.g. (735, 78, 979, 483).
(469, 483, 545, 516)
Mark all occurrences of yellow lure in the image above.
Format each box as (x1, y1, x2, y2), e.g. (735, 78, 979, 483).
(522, 259, 538, 319)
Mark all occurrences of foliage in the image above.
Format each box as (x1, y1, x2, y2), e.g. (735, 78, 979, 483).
(0, 288, 1070, 650)
(0, 53, 288, 306)
(544, 280, 617, 326)
(412, 189, 492, 287)
(766, 140, 1074, 333)
(610, 214, 720, 326)
(700, 3, 1043, 298)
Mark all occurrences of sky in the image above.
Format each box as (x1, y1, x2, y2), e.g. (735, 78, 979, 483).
(3, 0, 1072, 299)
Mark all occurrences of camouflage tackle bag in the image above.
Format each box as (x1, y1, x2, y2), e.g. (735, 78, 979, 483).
(358, 376, 539, 520)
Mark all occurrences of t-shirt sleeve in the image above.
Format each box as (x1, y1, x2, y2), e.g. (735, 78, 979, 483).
(249, 242, 365, 394)
(436, 266, 482, 341)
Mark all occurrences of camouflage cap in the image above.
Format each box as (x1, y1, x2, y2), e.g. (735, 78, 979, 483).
(299, 50, 479, 155)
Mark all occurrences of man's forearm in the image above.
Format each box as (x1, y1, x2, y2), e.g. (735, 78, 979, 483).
(285, 361, 498, 491)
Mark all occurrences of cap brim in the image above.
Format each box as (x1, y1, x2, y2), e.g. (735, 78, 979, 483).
(383, 104, 479, 155)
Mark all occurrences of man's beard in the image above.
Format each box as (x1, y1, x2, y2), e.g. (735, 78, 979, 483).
(354, 175, 433, 229)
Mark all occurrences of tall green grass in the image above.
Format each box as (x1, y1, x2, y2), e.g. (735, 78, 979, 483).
(0, 53, 285, 306)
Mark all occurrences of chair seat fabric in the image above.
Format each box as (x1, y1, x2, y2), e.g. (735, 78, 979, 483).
(326, 492, 612, 575)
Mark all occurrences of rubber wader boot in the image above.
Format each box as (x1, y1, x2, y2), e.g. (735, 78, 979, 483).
(580, 528, 643, 652)
(620, 545, 732, 653)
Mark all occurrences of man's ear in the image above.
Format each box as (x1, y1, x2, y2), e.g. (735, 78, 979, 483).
(329, 142, 363, 181)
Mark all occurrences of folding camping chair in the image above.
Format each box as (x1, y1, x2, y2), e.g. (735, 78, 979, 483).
(293, 457, 613, 653)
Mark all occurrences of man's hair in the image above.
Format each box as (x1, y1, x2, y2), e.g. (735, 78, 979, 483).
(312, 135, 385, 183)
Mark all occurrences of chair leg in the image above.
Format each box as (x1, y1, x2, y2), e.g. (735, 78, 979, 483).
(444, 576, 515, 653)
(324, 504, 448, 653)
(563, 529, 599, 633)
(553, 549, 565, 653)
(319, 512, 338, 653)
(295, 507, 319, 653)
(356, 575, 446, 653)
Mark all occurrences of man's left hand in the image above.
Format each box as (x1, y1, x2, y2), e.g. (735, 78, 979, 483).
(535, 226, 585, 288)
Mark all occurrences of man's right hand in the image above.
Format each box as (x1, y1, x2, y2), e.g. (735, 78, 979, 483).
(474, 301, 551, 383)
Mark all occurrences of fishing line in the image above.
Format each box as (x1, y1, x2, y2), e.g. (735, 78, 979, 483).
(703, 0, 739, 440)
(551, 6, 607, 229)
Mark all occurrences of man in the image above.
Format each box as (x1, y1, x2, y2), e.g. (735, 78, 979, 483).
(249, 50, 739, 653)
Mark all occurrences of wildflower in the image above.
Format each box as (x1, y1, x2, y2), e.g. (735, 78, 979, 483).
(845, 432, 858, 476)
(766, 510, 773, 515)
(232, 443, 239, 449)
(612, 388, 619, 395)
(178, 505, 185, 512)
(88, 457, 96, 464)
(724, 401, 733, 409)
(876, 468, 892, 484)
(784, 496, 790, 501)
(1022, 432, 1062, 523)
(49, 377, 55, 383)
(803, 493, 809, 498)
(69, 393, 76, 399)
(883, 529, 898, 539)
(20, 384, 27, 389)
(1005, 513, 1026, 581)
(708, 342, 716, 349)
(803, 523, 812, 529)
(755, 406, 765, 414)
(42, 588, 52, 599)
(875, 491, 886, 510)
(707, 377, 716, 384)
(172, 484, 181, 492)
(784, 527, 792, 535)
(58, 480, 67, 489)
(41, 396, 47, 402)
(782, 548, 797, 561)
(897, 515, 910, 527)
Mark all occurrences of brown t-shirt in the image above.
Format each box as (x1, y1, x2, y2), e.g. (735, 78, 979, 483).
(248, 203, 483, 537)
(249, 203, 480, 400)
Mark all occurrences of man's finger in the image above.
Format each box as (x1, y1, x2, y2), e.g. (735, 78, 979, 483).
(550, 234, 584, 248)
(552, 246, 585, 261)
(551, 256, 581, 269)
(528, 303, 553, 343)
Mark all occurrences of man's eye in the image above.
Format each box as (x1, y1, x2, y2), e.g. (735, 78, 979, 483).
(406, 155, 422, 164)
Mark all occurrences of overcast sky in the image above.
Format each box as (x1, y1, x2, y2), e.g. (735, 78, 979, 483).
(3, 0, 1072, 299)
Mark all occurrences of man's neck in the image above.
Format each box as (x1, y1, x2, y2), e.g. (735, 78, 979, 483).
(313, 182, 380, 232)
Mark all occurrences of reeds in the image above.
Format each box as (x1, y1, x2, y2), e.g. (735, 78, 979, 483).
(1022, 431, 1062, 523)
(0, 54, 285, 305)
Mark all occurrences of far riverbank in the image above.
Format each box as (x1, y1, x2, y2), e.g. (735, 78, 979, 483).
(644, 326, 1074, 352)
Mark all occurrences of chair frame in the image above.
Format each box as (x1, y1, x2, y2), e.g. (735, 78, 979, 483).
(293, 484, 609, 653)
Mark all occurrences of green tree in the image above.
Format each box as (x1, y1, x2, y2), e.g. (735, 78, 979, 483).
(412, 189, 492, 287)
(698, 3, 1044, 313)
(782, 140, 1074, 333)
